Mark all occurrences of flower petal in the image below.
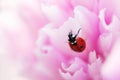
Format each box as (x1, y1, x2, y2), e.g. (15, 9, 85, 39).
(101, 38, 120, 80)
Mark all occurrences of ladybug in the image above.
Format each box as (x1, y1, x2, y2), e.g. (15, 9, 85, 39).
(68, 28, 86, 52)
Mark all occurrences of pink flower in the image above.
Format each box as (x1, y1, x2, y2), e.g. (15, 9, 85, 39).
(1, 0, 120, 80)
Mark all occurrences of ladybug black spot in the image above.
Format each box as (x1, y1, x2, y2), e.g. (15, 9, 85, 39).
(80, 45, 83, 49)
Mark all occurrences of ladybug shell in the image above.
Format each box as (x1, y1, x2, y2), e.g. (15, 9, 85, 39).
(69, 37, 86, 52)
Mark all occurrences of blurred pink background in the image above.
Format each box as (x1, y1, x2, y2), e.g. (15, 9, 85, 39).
(0, 0, 120, 80)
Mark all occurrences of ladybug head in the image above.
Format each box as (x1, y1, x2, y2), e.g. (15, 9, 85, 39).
(68, 28, 81, 45)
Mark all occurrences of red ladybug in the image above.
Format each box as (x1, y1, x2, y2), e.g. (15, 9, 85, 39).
(68, 28, 86, 52)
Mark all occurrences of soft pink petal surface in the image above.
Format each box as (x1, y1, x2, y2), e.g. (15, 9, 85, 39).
(1, 0, 120, 80)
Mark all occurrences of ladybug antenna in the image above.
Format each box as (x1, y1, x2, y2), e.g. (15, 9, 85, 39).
(74, 28, 81, 38)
